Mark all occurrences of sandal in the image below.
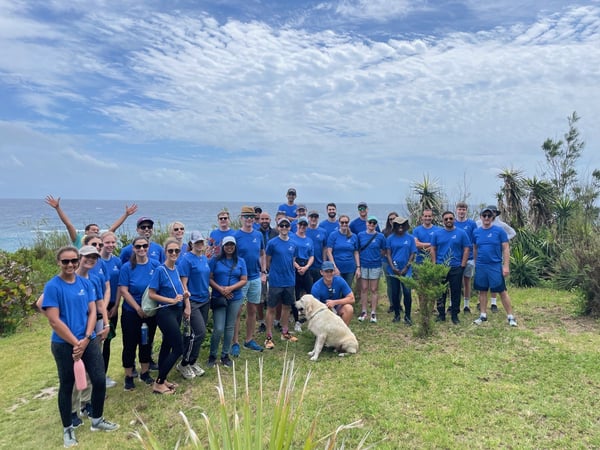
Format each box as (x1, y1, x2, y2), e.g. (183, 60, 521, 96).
(164, 380, 179, 390)
(153, 382, 175, 394)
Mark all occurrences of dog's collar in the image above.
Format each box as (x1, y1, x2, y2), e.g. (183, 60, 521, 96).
(307, 307, 327, 321)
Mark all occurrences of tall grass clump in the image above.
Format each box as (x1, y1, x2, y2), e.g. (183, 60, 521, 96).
(132, 355, 375, 449)
(0, 252, 37, 335)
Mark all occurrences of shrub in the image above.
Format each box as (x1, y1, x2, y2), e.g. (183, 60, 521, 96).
(509, 243, 542, 288)
(0, 252, 37, 335)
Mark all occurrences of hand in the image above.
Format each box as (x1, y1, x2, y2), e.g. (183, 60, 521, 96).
(183, 306, 191, 320)
(325, 300, 335, 309)
(503, 266, 510, 277)
(183, 290, 190, 300)
(97, 326, 109, 341)
(107, 304, 118, 319)
(136, 308, 146, 319)
(125, 203, 138, 216)
(45, 195, 60, 209)
(174, 294, 184, 303)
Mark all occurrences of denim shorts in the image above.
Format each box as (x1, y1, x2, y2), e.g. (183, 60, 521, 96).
(242, 277, 262, 305)
(361, 267, 382, 280)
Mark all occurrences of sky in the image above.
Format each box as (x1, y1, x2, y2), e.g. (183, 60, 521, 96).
(1, 0, 599, 206)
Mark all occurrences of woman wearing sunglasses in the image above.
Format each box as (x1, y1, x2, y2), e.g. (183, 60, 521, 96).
(118, 236, 160, 391)
(326, 214, 360, 288)
(41, 246, 119, 448)
(168, 221, 188, 254)
(148, 238, 189, 394)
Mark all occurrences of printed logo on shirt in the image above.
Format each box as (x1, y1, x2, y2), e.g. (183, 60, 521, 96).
(112, 266, 119, 272)
(78, 289, 86, 296)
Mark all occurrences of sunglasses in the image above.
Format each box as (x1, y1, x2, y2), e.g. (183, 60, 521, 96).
(134, 244, 149, 250)
(139, 225, 153, 230)
(218, 217, 229, 221)
(242, 215, 254, 219)
(60, 258, 80, 265)
(443, 217, 454, 221)
(298, 222, 308, 227)
(309, 215, 319, 218)
(482, 213, 493, 218)
(339, 221, 349, 225)
(278, 224, 290, 228)
(167, 248, 181, 255)
(90, 242, 104, 248)
(368, 221, 377, 225)
(358, 207, 367, 211)
(173, 227, 184, 232)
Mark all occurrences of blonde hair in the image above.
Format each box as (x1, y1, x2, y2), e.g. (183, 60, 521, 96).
(168, 221, 185, 236)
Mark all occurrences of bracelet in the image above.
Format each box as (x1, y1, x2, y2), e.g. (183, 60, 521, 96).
(104, 324, 110, 329)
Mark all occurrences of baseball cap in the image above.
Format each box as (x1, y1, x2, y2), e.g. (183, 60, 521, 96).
(308, 210, 319, 217)
(222, 236, 236, 245)
(297, 217, 308, 225)
(321, 261, 335, 271)
(137, 217, 154, 227)
(393, 216, 409, 225)
(287, 188, 296, 195)
(481, 205, 498, 215)
(297, 204, 307, 211)
(189, 230, 205, 243)
(358, 202, 368, 209)
(79, 245, 100, 257)
(367, 215, 378, 223)
(277, 218, 291, 226)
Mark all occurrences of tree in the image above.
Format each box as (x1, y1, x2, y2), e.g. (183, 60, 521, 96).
(406, 175, 446, 225)
(498, 168, 526, 228)
(525, 177, 555, 231)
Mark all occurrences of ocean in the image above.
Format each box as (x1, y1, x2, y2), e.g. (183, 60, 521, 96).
(0, 198, 405, 252)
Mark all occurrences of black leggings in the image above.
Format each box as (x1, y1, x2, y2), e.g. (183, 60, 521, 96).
(156, 306, 183, 383)
(121, 309, 157, 368)
(51, 340, 106, 427)
(182, 301, 209, 365)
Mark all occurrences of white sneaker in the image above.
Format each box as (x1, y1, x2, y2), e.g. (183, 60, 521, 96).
(294, 321, 302, 333)
(105, 376, 117, 388)
(508, 317, 518, 327)
(358, 311, 367, 322)
(189, 363, 205, 377)
(473, 315, 488, 325)
(176, 362, 195, 379)
(370, 313, 377, 323)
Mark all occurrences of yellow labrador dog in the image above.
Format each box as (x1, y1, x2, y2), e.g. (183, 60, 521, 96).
(295, 294, 358, 361)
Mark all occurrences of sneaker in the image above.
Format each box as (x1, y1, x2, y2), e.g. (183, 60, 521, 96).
(124, 376, 135, 391)
(294, 321, 302, 332)
(220, 355, 233, 368)
(63, 427, 78, 448)
(387, 306, 394, 314)
(473, 315, 488, 325)
(189, 363, 205, 377)
(508, 317, 518, 327)
(231, 343, 241, 357)
(435, 315, 446, 322)
(264, 337, 275, 349)
(258, 322, 266, 333)
(491, 304, 499, 313)
(370, 313, 377, 323)
(463, 306, 471, 314)
(105, 376, 117, 388)
(207, 355, 217, 368)
(80, 402, 92, 418)
(358, 311, 367, 322)
(281, 332, 298, 342)
(404, 316, 413, 326)
(176, 362, 196, 379)
(451, 316, 460, 325)
(140, 371, 155, 385)
(71, 412, 83, 428)
(90, 418, 119, 432)
(392, 315, 401, 323)
(149, 360, 159, 371)
(131, 367, 139, 378)
(244, 339, 264, 352)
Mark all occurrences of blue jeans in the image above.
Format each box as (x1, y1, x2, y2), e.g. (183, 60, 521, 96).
(210, 300, 243, 358)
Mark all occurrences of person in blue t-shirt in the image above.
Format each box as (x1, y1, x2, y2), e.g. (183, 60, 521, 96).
(208, 210, 236, 258)
(327, 214, 360, 287)
(278, 187, 298, 221)
(168, 221, 188, 254)
(412, 209, 441, 264)
(454, 202, 478, 312)
(430, 211, 470, 324)
(310, 261, 355, 325)
(319, 202, 339, 236)
(350, 202, 381, 235)
(306, 210, 328, 282)
(119, 217, 165, 264)
(386, 216, 417, 325)
(472, 207, 518, 327)
(357, 216, 387, 323)
(42, 246, 119, 447)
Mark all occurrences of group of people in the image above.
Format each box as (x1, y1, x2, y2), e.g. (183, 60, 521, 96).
(40, 192, 518, 448)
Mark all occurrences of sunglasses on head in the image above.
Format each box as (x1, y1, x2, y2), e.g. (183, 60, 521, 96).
(167, 248, 181, 255)
(139, 225, 153, 230)
(60, 258, 80, 265)
(173, 227, 184, 232)
(90, 242, 104, 248)
(134, 243, 149, 249)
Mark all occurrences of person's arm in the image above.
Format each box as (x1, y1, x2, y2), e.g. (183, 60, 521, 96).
(45, 195, 77, 243)
(108, 203, 138, 232)
(430, 246, 437, 264)
(120, 285, 145, 318)
(461, 245, 469, 268)
(260, 249, 268, 282)
(353, 250, 361, 275)
(502, 242, 510, 276)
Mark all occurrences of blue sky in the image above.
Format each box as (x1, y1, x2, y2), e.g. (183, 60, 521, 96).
(1, 0, 599, 205)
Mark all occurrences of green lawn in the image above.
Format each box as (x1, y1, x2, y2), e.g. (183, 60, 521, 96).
(1, 287, 599, 449)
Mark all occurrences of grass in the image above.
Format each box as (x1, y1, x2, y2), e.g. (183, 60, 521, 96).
(2, 287, 600, 449)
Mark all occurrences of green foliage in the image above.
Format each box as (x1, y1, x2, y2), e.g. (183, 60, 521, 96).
(406, 175, 447, 225)
(132, 357, 374, 449)
(509, 244, 541, 288)
(400, 258, 449, 338)
(0, 252, 37, 335)
(498, 168, 526, 229)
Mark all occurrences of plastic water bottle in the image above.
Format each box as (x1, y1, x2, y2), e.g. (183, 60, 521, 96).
(74, 359, 87, 391)
(141, 322, 148, 345)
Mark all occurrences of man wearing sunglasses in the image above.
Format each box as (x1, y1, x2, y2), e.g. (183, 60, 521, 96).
(472, 207, 518, 327)
(119, 217, 166, 264)
(350, 202, 380, 234)
(209, 210, 235, 258)
(278, 188, 298, 222)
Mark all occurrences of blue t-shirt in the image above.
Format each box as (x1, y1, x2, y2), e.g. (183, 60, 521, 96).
(89, 260, 108, 284)
(118, 259, 161, 313)
(327, 231, 359, 274)
(209, 257, 247, 301)
(101, 255, 122, 305)
(455, 218, 477, 259)
(120, 241, 165, 264)
(149, 265, 185, 307)
(42, 275, 96, 344)
(473, 225, 508, 265)
(311, 276, 352, 302)
(412, 224, 441, 264)
(177, 252, 210, 303)
(278, 203, 297, 219)
(386, 233, 417, 276)
(431, 227, 471, 267)
(319, 219, 338, 236)
(350, 217, 381, 235)
(266, 236, 297, 287)
(234, 229, 264, 280)
(208, 228, 235, 258)
(306, 226, 327, 269)
(88, 273, 105, 301)
(357, 231, 387, 269)
(292, 234, 314, 263)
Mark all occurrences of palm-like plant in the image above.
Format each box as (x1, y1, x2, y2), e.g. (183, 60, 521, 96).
(554, 196, 575, 236)
(406, 175, 446, 225)
(526, 177, 555, 231)
(498, 168, 526, 229)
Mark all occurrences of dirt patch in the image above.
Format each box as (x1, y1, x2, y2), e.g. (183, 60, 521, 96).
(6, 386, 57, 414)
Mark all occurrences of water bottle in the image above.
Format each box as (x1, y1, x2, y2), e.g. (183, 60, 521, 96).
(141, 322, 148, 345)
(95, 318, 104, 334)
(74, 359, 87, 391)
(183, 319, 191, 337)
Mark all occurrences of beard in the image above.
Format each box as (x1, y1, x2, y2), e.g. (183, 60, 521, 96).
(328, 212, 336, 219)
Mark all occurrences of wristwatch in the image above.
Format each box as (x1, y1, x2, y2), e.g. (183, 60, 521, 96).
(86, 334, 93, 341)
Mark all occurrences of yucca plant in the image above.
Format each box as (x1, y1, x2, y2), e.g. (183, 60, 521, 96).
(131, 355, 376, 449)
(509, 244, 541, 287)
